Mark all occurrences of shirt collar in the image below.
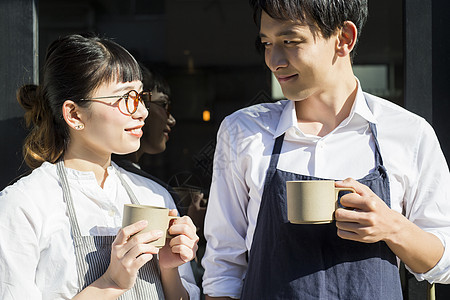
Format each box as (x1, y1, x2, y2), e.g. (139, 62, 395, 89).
(352, 78, 378, 125)
(274, 100, 296, 138)
(273, 77, 377, 139)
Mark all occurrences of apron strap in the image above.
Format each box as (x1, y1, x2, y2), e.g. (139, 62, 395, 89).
(56, 161, 141, 238)
(368, 122, 384, 166)
(261, 134, 285, 196)
(115, 168, 141, 205)
(56, 160, 82, 237)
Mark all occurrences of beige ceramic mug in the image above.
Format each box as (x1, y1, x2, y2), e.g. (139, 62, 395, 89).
(286, 180, 356, 224)
(122, 204, 179, 248)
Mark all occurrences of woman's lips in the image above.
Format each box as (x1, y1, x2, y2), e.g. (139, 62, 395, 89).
(125, 125, 144, 138)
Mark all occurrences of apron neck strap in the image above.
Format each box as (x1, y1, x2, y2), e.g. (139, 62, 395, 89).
(56, 161, 140, 238)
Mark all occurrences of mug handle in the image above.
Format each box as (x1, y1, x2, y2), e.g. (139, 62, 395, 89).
(334, 187, 356, 209)
(166, 216, 180, 238)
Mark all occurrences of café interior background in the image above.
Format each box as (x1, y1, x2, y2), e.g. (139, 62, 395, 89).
(1, 0, 450, 298)
(38, 0, 406, 192)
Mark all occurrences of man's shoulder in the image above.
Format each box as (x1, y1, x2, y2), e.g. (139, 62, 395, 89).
(364, 92, 434, 146)
(222, 100, 288, 131)
(228, 100, 287, 118)
(364, 92, 427, 126)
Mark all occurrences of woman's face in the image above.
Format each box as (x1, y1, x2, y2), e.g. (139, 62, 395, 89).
(139, 89, 176, 154)
(72, 80, 148, 158)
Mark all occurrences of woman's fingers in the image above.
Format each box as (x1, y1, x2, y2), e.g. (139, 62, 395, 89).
(114, 220, 148, 245)
(169, 235, 199, 262)
(114, 219, 165, 258)
(125, 243, 159, 266)
(168, 216, 198, 240)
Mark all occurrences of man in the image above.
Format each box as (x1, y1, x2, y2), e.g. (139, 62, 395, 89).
(202, 0, 450, 299)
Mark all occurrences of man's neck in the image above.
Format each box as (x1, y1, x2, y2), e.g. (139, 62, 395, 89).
(294, 77, 358, 137)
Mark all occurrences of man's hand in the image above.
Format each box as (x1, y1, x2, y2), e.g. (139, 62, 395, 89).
(334, 178, 401, 243)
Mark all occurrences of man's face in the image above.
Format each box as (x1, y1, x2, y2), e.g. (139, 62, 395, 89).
(140, 89, 175, 154)
(259, 11, 339, 101)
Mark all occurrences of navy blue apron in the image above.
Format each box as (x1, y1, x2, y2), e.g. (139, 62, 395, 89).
(240, 122, 402, 299)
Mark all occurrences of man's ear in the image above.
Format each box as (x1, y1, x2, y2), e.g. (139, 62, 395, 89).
(336, 21, 358, 57)
(62, 100, 85, 130)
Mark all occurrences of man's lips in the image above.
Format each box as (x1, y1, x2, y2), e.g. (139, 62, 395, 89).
(276, 74, 298, 83)
(163, 128, 171, 140)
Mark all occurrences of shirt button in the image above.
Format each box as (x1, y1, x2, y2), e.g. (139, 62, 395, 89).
(108, 210, 116, 217)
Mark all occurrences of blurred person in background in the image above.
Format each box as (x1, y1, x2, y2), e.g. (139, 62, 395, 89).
(113, 64, 207, 294)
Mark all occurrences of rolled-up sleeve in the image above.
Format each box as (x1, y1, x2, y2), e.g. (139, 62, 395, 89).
(403, 120, 450, 283)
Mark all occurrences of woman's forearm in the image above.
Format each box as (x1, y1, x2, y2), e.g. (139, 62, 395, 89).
(160, 266, 189, 300)
(72, 275, 125, 300)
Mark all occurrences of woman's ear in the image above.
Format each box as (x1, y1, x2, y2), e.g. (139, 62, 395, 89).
(336, 21, 358, 57)
(62, 100, 85, 130)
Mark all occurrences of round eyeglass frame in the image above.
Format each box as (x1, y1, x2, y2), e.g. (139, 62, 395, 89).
(80, 90, 151, 115)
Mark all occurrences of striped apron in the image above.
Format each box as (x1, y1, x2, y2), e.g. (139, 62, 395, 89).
(56, 161, 165, 299)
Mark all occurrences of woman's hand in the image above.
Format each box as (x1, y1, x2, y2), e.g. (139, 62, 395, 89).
(100, 220, 163, 291)
(159, 210, 199, 270)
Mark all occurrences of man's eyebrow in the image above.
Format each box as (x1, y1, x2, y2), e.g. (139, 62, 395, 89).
(259, 29, 301, 38)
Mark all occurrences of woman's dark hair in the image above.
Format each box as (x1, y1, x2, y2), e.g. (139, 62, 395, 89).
(249, 0, 368, 58)
(17, 33, 142, 169)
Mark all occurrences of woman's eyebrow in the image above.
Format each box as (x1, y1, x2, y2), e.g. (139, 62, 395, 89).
(111, 83, 143, 94)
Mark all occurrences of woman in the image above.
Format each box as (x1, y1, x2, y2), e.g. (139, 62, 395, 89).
(0, 34, 199, 299)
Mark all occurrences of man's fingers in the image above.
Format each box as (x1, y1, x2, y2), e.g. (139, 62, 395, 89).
(335, 178, 372, 196)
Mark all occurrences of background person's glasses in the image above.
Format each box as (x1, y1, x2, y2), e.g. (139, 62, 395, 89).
(146, 99, 171, 112)
(80, 90, 151, 115)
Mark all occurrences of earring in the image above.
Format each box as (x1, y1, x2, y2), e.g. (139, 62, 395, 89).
(75, 124, 85, 130)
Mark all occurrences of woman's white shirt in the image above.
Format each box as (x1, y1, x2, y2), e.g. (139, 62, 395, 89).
(0, 161, 199, 300)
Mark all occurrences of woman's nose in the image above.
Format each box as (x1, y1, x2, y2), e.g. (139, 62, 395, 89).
(134, 101, 149, 120)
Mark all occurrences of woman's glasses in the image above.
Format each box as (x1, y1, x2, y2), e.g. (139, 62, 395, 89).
(80, 90, 151, 115)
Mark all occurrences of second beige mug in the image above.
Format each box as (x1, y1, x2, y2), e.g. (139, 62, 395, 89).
(122, 204, 179, 248)
(286, 180, 356, 224)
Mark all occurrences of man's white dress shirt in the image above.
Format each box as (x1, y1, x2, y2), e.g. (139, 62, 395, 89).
(0, 161, 199, 300)
(202, 84, 450, 298)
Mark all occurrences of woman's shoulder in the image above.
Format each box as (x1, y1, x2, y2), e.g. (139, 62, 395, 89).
(1, 162, 60, 198)
(0, 162, 64, 230)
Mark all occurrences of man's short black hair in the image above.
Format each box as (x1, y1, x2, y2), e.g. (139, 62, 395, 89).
(250, 0, 368, 58)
